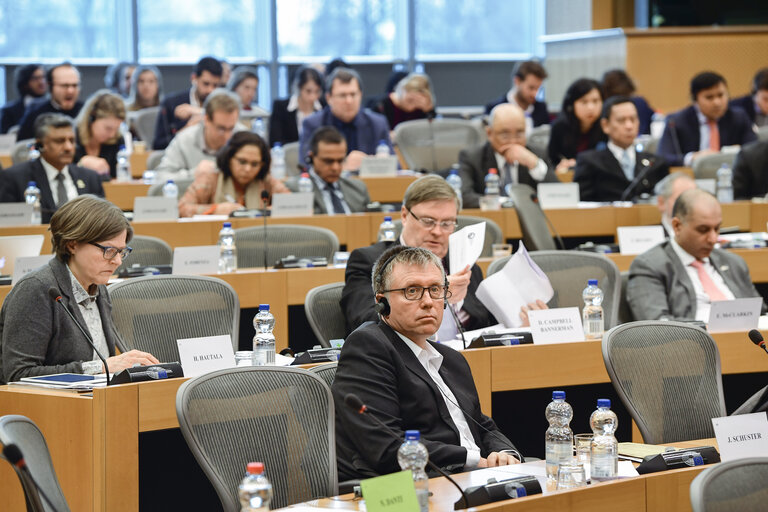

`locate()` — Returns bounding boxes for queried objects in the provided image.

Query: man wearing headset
[333,245,520,480]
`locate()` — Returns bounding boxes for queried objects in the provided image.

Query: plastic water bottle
[238,462,272,512]
[716,163,733,204]
[116,145,131,182]
[590,398,618,481]
[298,172,313,193]
[27,142,40,161]
[484,168,500,197]
[545,390,574,479]
[252,118,267,139]
[446,165,463,200]
[218,222,237,273]
[397,430,429,512]
[24,181,41,224]
[252,304,276,366]
[376,139,390,157]
[378,215,397,242]
[271,143,286,180]
[162,179,178,199]
[582,279,604,340]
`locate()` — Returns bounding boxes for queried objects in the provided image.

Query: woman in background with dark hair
[178,131,290,217]
[601,69,654,135]
[268,65,323,146]
[0,64,47,134]
[547,78,606,174]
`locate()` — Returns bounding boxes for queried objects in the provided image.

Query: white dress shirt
[683,106,717,166]
[40,158,78,205]
[68,267,109,375]
[607,141,636,181]
[395,331,482,468]
[670,238,735,322]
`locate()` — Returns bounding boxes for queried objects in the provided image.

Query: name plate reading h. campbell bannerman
[172,245,219,275]
[528,307,586,344]
[177,335,235,378]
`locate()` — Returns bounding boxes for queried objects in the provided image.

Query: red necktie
[708,120,720,151]
[690,260,727,301]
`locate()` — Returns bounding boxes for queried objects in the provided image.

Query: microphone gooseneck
[260,190,269,270]
[529,192,565,250]
[2,443,59,512]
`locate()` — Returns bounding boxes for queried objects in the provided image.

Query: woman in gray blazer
[0,195,158,383]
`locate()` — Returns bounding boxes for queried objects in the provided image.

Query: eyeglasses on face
[89,242,132,260]
[381,285,451,301]
[407,208,458,232]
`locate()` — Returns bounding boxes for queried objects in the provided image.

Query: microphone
[260,190,269,270]
[2,443,59,512]
[447,304,468,350]
[343,393,470,507]
[620,157,657,202]
[749,329,767,355]
[529,192,565,250]
[48,287,111,385]
[427,116,438,173]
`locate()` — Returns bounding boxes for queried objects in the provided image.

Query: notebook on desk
[0,234,45,277]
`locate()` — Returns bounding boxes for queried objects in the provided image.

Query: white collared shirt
[40,158,78,205]
[67,266,109,374]
[287,94,322,137]
[670,238,735,321]
[394,331,482,468]
[493,151,548,186]
[607,141,636,180]
[308,169,350,215]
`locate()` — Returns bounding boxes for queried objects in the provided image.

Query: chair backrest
[393,118,483,171]
[176,366,337,510]
[108,275,239,361]
[392,215,503,257]
[486,250,622,328]
[0,415,70,512]
[617,270,633,324]
[690,457,768,512]
[145,149,165,171]
[602,321,727,444]
[304,283,346,347]
[506,183,557,251]
[692,152,737,180]
[233,225,339,268]
[283,141,300,178]
[147,176,194,197]
[117,235,173,273]
[11,138,34,165]
[527,124,551,156]
[309,362,338,390]
[130,106,160,148]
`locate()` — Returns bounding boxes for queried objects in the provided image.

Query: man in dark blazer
[574,96,669,202]
[0,113,104,223]
[0,64,47,134]
[341,175,495,336]
[298,67,392,169]
[658,71,757,167]
[333,245,518,480]
[458,103,557,208]
[16,63,83,141]
[284,126,370,214]
[729,68,768,128]
[484,60,550,128]
[733,139,768,199]
[152,56,223,150]
[627,188,765,322]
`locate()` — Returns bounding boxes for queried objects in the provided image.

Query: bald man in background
[458,103,556,209]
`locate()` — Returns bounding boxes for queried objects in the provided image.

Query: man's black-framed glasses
[407,208,458,232]
[381,285,452,301]
[90,242,132,260]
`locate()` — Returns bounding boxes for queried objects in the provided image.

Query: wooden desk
[102,181,151,210]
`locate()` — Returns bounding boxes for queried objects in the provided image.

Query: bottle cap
[489,168,498,175]
[273,142,282,148]
[597,398,611,408]
[259,304,270,311]
[223,222,232,228]
[384,216,392,222]
[301,172,310,178]
[27,181,37,187]
[379,139,387,145]
[166,179,175,184]
[449,169,458,175]
[588,279,598,286]
[246,462,264,474]
[404,430,420,441]
[552,390,565,400]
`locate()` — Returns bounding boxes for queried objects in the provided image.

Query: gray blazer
[0,258,120,383]
[285,174,370,214]
[627,241,765,321]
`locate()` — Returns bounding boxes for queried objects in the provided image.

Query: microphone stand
[260,190,269,271]
[620,158,657,202]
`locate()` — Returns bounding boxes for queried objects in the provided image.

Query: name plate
[359,155,398,177]
[359,470,420,512]
[172,245,219,275]
[528,307,586,344]
[617,225,665,255]
[0,133,16,154]
[695,179,716,195]
[0,203,33,226]
[133,197,179,221]
[12,255,54,284]
[707,297,763,333]
[271,192,313,218]
[712,412,768,461]
[536,182,579,209]
[177,334,235,378]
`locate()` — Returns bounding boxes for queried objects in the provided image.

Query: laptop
[0,235,45,277]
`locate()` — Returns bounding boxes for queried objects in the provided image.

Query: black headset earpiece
[375,296,390,316]
[305,153,313,166]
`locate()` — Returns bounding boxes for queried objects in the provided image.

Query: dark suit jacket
[573,147,669,202]
[484,94,550,127]
[657,105,757,167]
[729,95,757,124]
[284,174,370,214]
[0,98,26,134]
[546,115,607,165]
[0,159,104,223]
[268,98,299,146]
[0,257,119,383]
[627,241,766,321]
[457,142,557,208]
[16,98,84,141]
[733,140,768,199]
[632,96,655,136]
[152,89,192,150]
[74,136,124,179]
[341,240,495,335]
[298,106,392,162]
[332,321,515,480]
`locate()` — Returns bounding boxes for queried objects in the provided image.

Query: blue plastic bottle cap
[384,216,392,221]
[28,181,36,187]
[597,398,611,408]
[404,430,420,441]
[379,139,386,145]
[552,390,565,400]
[259,304,270,311]
[588,279,598,286]
[223,222,232,228]
[167,179,174,184]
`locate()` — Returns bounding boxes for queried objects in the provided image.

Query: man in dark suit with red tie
[574,96,669,202]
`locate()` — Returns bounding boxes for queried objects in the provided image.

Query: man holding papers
[627,189,765,321]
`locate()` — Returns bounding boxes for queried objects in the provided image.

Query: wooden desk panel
[103,182,151,211]
[356,175,417,203]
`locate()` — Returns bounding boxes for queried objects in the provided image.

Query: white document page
[448,222,486,274]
